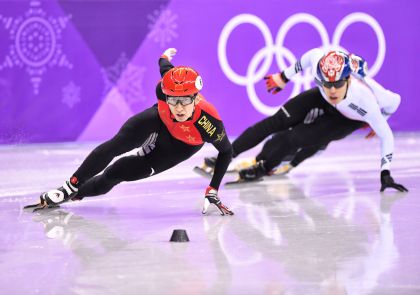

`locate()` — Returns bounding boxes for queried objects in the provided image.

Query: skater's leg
[73,106,161,184]
[38,106,163,206]
[272,145,324,175]
[232,88,326,157]
[79,127,202,198]
[257,133,324,167]
[256,130,299,164]
[262,114,365,171]
[238,114,364,180]
[289,145,326,167]
[77,155,153,197]
[199,88,326,173]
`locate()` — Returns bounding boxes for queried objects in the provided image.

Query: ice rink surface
[1,133,419,294]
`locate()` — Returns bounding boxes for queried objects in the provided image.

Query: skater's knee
[231,145,239,158]
[77,173,119,197]
[256,116,284,134]
[102,165,125,184]
[97,173,121,195]
[279,131,296,148]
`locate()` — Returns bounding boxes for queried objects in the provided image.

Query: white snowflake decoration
[2,127,33,143]
[101,52,147,111]
[117,63,147,110]
[0,0,73,95]
[62,81,81,108]
[101,52,130,96]
[147,6,178,47]
[0,78,12,102]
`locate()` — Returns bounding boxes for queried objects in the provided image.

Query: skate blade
[23,203,42,209]
[23,203,59,212]
[32,205,60,212]
[272,167,292,176]
[268,171,289,178]
[224,178,263,186]
[193,166,213,179]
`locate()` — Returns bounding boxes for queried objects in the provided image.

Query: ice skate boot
[272,163,293,176]
[24,178,79,212]
[230,157,256,172]
[225,160,268,186]
[193,156,217,178]
[239,160,268,180]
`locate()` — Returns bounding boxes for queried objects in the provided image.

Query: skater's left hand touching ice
[202,186,234,216]
[380,170,408,192]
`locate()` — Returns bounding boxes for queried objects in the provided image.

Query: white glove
[202,186,234,216]
[162,48,177,61]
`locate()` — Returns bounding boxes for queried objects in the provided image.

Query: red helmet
[161,66,203,96]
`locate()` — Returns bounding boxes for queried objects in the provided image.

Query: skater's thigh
[288,116,345,146]
[103,155,153,182]
[109,106,162,151]
[290,114,364,147]
[268,130,290,145]
[148,135,202,172]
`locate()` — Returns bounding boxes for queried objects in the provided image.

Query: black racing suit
[232,87,365,172]
[256,130,325,168]
[72,58,232,197]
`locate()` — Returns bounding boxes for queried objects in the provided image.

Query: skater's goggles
[316,78,348,89]
[166,95,196,106]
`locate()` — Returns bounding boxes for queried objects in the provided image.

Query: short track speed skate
[24,180,79,212]
[23,198,60,212]
[193,157,217,179]
[225,160,268,186]
[224,177,263,186]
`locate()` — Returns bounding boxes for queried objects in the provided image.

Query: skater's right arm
[264,48,324,94]
[156,48,177,101]
[159,48,177,77]
[283,48,324,80]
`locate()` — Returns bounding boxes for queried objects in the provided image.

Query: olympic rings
[218,13,386,115]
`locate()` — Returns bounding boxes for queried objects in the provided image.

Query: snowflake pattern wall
[62,81,81,108]
[0,0,73,95]
[147,6,178,47]
[101,52,147,112]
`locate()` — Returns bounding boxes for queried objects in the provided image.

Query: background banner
[0,0,418,143]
